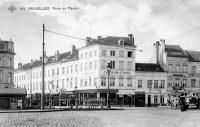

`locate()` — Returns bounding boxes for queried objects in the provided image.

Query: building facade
[155,39,200,92]
[0,39,26,109]
[14,34,137,106]
[135,63,167,107]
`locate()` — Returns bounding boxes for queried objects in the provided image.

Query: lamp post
[106,62,112,108]
[41,24,45,110]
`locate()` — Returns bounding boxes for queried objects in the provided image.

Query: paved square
[0,108,200,127]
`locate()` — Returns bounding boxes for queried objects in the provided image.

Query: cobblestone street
[0,108,200,127]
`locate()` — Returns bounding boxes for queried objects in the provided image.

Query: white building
[14,34,137,106]
[135,63,168,107]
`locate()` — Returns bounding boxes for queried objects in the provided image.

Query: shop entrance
[135,92,145,107]
[147,95,151,107]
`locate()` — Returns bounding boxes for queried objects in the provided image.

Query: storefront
[0,88,27,109]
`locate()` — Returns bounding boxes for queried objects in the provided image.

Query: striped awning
[0,88,27,97]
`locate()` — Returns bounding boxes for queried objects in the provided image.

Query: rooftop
[185,50,200,62]
[165,44,188,58]
[135,63,165,72]
[87,35,136,47]
[15,49,78,71]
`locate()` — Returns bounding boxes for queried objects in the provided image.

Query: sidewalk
[0,105,172,113]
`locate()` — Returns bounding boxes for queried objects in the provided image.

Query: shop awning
[0,88,27,97]
[117,90,135,95]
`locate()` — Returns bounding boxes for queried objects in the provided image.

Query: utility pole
[41,24,45,110]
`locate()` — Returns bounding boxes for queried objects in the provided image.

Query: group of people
[168,91,200,111]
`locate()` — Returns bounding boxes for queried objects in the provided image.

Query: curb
[0,108,123,113]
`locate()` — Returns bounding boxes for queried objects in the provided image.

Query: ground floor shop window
[154,95,158,104]
[161,96,164,104]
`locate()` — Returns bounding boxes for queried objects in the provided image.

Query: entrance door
[148,95,151,107]
[135,92,145,107]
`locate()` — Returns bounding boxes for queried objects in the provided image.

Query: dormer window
[118,39,124,45]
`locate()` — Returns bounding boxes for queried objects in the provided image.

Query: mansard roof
[88,36,136,47]
[135,63,165,72]
[165,44,188,58]
[185,50,200,62]
[15,49,78,71]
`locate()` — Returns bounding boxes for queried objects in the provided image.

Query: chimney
[97,36,102,40]
[71,45,76,54]
[18,63,22,68]
[128,34,134,45]
[154,41,160,64]
[86,37,91,46]
[55,50,59,61]
[159,39,166,69]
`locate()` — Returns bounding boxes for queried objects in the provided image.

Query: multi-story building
[135,63,167,107]
[14,34,137,106]
[154,39,200,92]
[185,50,200,90]
[0,39,26,109]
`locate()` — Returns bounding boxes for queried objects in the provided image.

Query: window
[127,61,133,70]
[75,77,78,88]
[80,80,83,87]
[110,61,115,69]
[94,61,97,69]
[62,67,65,75]
[175,79,180,87]
[154,96,158,104]
[85,63,88,71]
[89,78,92,86]
[110,50,115,56]
[89,51,92,58]
[57,80,59,88]
[75,64,78,72]
[147,80,152,88]
[154,80,158,88]
[57,68,59,75]
[119,77,123,87]
[85,52,88,59]
[67,66,69,74]
[183,65,187,72]
[110,78,115,86]
[127,78,132,87]
[119,51,124,57]
[62,79,65,88]
[94,78,97,86]
[70,78,73,88]
[176,64,180,72]
[94,50,97,57]
[85,80,87,87]
[128,51,133,57]
[89,62,92,70]
[101,77,106,86]
[81,54,84,59]
[168,64,173,72]
[138,80,142,88]
[191,79,196,88]
[119,61,124,70]
[101,60,106,69]
[161,96,164,104]
[52,69,54,76]
[80,63,83,72]
[191,66,196,74]
[36,82,38,90]
[71,65,73,73]
[160,80,165,88]
[102,50,106,56]
[183,79,187,88]
[168,78,172,88]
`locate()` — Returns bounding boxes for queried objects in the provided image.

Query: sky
[0,0,200,68]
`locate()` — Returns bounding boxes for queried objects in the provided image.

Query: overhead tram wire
[166,27,200,41]
[45,29,87,41]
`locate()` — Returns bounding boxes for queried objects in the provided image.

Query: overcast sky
[0,0,200,68]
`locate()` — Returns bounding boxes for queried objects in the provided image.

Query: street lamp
[106,62,112,108]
